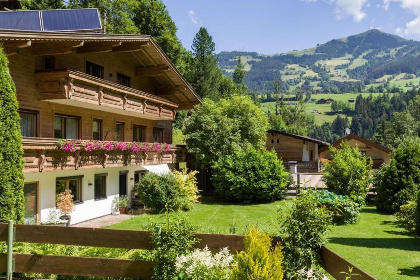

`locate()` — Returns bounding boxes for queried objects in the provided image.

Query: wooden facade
[266,130,329,173]
[1,29,200,224]
[319,134,392,169]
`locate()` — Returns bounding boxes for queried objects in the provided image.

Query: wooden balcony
[35,70,178,121]
[22,138,188,173]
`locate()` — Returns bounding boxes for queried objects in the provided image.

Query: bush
[138,171,198,212]
[212,146,291,202]
[313,190,361,224]
[0,47,24,222]
[231,227,283,280]
[151,216,198,280]
[322,141,372,201]
[395,201,416,232]
[279,191,332,279]
[376,139,420,213]
[174,246,234,280]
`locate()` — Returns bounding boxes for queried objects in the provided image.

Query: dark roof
[318,134,392,154]
[267,130,329,146]
[0,0,21,10]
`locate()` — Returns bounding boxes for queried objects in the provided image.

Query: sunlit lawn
[109,201,420,280]
[108,199,289,235]
[327,206,420,280]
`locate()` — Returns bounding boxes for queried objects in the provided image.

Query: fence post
[6,220,14,280]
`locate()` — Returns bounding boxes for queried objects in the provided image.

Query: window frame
[133,125,146,142]
[92,118,102,140]
[94,173,107,200]
[19,109,38,137]
[117,72,131,87]
[116,122,125,142]
[54,114,81,139]
[55,175,83,203]
[153,127,164,143]
[86,61,104,79]
[24,181,39,223]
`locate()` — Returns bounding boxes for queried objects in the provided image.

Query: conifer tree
[0,48,24,222]
[190,27,222,100]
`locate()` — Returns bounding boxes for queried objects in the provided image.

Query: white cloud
[385,0,420,36]
[188,10,200,25]
[333,0,369,22]
[304,0,369,22]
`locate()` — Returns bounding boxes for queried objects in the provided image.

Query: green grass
[109,201,419,279]
[327,206,420,280]
[108,199,289,235]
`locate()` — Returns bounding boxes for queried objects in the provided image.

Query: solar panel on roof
[0,8,102,32]
[0,10,41,31]
[42,9,102,32]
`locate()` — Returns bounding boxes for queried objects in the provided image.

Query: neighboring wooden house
[1,9,201,224]
[319,134,392,169]
[266,130,329,173]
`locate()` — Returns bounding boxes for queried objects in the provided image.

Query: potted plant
[112,196,120,215]
[56,189,75,226]
[118,195,129,214]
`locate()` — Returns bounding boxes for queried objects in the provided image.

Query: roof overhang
[0,30,201,110]
[318,134,392,154]
[267,129,330,147]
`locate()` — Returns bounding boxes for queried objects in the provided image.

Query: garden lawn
[327,206,420,280]
[107,199,289,235]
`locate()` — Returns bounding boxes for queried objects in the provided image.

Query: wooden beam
[78,41,122,54]
[2,40,31,49]
[33,41,84,56]
[112,41,149,52]
[136,65,170,76]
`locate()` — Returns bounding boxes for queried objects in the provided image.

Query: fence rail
[0,223,376,280]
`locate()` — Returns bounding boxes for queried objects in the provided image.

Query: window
[19,109,37,137]
[86,61,104,79]
[153,128,164,143]
[116,122,125,142]
[56,176,82,203]
[133,125,145,142]
[54,114,80,139]
[117,73,131,87]
[24,182,38,223]
[92,119,102,140]
[44,56,55,70]
[134,170,146,185]
[94,174,107,200]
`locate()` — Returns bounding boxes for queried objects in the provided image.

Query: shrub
[172,169,199,206]
[395,201,416,232]
[322,141,372,201]
[313,190,361,224]
[151,216,198,280]
[0,47,24,222]
[174,246,234,280]
[231,227,283,280]
[212,146,291,202]
[138,170,198,212]
[376,138,420,213]
[56,189,74,216]
[279,191,332,279]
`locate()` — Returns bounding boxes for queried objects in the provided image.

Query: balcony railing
[35,70,178,120]
[22,138,188,173]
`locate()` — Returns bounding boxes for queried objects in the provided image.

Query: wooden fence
[0,223,376,280]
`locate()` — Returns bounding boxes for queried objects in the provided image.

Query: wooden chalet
[266,130,329,173]
[319,134,392,169]
[1,10,201,224]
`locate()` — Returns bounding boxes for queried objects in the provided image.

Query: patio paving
[71,214,133,228]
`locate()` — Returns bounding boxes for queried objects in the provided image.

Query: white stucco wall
[24,164,175,225]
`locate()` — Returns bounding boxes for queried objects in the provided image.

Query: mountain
[219,29,420,93]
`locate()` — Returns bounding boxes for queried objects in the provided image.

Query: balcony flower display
[58,140,171,154]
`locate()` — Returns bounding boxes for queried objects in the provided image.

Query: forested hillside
[219,29,420,94]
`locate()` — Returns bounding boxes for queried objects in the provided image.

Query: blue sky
[162,0,420,55]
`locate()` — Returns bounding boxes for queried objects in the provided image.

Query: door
[119,172,127,196]
[24,182,38,224]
